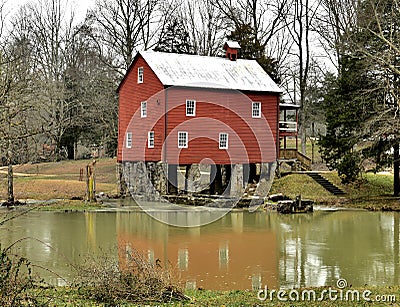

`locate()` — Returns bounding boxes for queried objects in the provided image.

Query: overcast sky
[5,0,96,24]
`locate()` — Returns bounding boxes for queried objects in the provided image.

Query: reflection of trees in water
[277,211,400,288]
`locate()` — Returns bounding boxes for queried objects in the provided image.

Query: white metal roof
[224,41,241,49]
[140,51,282,93]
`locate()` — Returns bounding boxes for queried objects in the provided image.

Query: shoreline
[2,196,400,213]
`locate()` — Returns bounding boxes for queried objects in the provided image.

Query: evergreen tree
[227,24,280,84]
[155,17,192,54]
[319,55,380,183]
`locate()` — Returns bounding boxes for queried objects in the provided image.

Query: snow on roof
[279,103,300,109]
[224,41,241,49]
[140,51,282,93]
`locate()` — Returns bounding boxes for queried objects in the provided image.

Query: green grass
[37,286,400,306]
[270,173,334,200]
[33,200,105,211]
[270,171,400,209]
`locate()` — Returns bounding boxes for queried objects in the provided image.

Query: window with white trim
[178,131,188,148]
[219,133,228,149]
[138,67,144,83]
[186,99,196,116]
[126,132,132,148]
[148,131,154,148]
[252,101,261,118]
[141,101,147,118]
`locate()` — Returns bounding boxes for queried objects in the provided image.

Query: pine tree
[155,18,192,54]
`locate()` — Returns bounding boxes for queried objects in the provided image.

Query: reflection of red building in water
[117,212,278,290]
[117,42,282,198]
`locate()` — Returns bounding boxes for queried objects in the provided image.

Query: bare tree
[13,0,81,158]
[282,0,320,154]
[0,25,42,203]
[178,0,226,56]
[350,0,400,195]
[88,0,176,74]
[213,0,290,49]
[314,0,360,71]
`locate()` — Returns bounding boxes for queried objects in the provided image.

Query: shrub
[76,246,188,305]
[337,152,362,184]
[0,244,44,306]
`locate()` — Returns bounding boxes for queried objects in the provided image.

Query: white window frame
[138,67,144,83]
[252,101,261,118]
[148,131,154,148]
[219,132,228,149]
[141,101,147,118]
[186,99,196,116]
[126,132,132,148]
[178,131,188,148]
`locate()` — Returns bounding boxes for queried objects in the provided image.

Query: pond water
[0,202,399,290]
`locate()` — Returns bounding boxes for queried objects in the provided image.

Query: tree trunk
[394,143,399,196]
[299,101,307,154]
[7,162,14,203]
[7,139,14,203]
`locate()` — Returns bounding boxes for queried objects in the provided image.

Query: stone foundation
[118,161,276,203]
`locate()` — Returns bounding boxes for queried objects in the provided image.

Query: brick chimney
[223,41,241,61]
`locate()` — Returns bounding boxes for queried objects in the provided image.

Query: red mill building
[117,42,282,201]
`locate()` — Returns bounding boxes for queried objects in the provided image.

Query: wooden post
[394,143,399,197]
[86,160,97,202]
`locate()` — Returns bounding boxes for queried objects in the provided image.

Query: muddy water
[0,203,399,290]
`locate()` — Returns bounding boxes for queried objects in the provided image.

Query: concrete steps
[307,172,345,196]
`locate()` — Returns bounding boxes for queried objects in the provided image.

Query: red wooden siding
[118,55,280,164]
[164,87,277,164]
[245,92,280,159]
[117,56,164,162]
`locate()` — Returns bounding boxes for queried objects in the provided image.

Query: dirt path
[0,166,55,177]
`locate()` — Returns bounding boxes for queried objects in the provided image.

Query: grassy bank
[0,158,117,201]
[270,171,400,210]
[34,286,400,306]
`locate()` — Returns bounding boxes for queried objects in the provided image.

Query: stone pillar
[230,164,244,197]
[131,161,148,194]
[185,164,201,193]
[116,162,127,197]
[156,161,168,195]
[255,162,276,196]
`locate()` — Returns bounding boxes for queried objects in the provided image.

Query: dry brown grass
[76,246,187,305]
[0,158,117,200]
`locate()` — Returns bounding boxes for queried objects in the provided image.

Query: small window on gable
[138,67,144,83]
[252,101,261,118]
[178,131,188,148]
[141,101,147,118]
[126,132,132,148]
[219,133,228,149]
[186,99,196,116]
[148,131,154,148]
